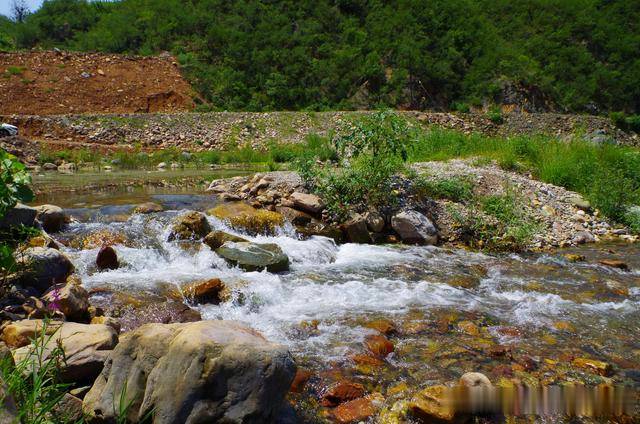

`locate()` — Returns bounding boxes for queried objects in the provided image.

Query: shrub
[486,106,504,124]
[0,150,34,218]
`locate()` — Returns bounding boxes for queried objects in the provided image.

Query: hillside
[1,0,638,113]
[0,51,194,114]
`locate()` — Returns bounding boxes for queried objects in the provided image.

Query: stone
[332,393,384,424]
[203,230,248,250]
[290,369,312,393]
[365,211,385,233]
[572,358,613,376]
[168,278,225,304]
[57,162,77,173]
[54,393,84,422]
[0,203,37,229]
[15,247,74,293]
[168,211,211,241]
[35,204,66,233]
[563,253,585,262]
[90,316,122,333]
[567,195,591,211]
[409,385,454,422]
[460,372,492,387]
[364,334,394,357]
[156,162,167,169]
[82,320,296,423]
[342,215,373,244]
[0,376,17,424]
[43,162,57,171]
[391,210,438,245]
[297,222,344,242]
[42,279,90,321]
[289,192,324,214]
[96,246,119,270]
[573,231,595,245]
[216,241,289,273]
[277,206,313,226]
[321,381,366,406]
[208,202,284,236]
[7,320,118,383]
[364,319,396,335]
[76,229,130,249]
[133,202,163,214]
[598,259,629,271]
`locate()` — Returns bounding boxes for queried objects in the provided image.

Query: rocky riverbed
[0,168,638,423]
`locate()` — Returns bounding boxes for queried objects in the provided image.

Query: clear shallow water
[40,183,640,420]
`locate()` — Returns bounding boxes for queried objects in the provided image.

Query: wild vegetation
[1,0,639,114]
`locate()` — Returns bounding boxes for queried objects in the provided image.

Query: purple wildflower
[48,284,62,312]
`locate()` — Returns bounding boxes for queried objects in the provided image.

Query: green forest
[1,0,639,113]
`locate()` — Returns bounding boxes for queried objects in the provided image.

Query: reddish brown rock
[321,381,366,407]
[364,334,394,358]
[598,259,629,271]
[168,278,225,304]
[290,369,312,394]
[332,393,384,424]
[96,246,118,270]
[365,319,396,335]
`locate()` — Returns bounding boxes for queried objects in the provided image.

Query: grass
[38,134,336,170]
[413,175,474,202]
[5,66,26,76]
[407,128,640,230]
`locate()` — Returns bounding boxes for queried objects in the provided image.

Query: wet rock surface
[216,241,290,272]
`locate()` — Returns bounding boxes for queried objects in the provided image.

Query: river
[31,169,640,422]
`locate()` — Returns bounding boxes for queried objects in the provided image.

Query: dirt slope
[0,51,195,115]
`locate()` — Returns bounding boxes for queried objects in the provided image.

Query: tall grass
[408,129,640,228]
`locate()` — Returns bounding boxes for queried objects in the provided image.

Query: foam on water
[61,208,640,360]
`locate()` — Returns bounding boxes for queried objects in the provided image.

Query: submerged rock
[15,247,74,293]
[82,320,296,423]
[321,381,366,407]
[216,241,290,272]
[6,320,118,383]
[35,204,67,233]
[391,210,438,245]
[598,259,629,271]
[203,230,248,250]
[133,202,163,214]
[333,393,384,424]
[168,211,211,241]
[96,246,119,270]
[409,385,454,422]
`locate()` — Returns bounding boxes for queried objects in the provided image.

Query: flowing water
[33,171,640,422]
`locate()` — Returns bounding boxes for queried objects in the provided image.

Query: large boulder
[342,215,373,244]
[0,203,37,229]
[35,204,67,233]
[216,241,290,273]
[167,211,211,241]
[82,320,296,423]
[15,247,74,293]
[289,192,324,215]
[203,230,248,250]
[5,320,118,383]
[42,277,90,321]
[391,210,438,245]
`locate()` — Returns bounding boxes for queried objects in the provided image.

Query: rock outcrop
[167,211,211,241]
[391,210,438,245]
[35,204,67,233]
[0,203,37,229]
[83,320,296,423]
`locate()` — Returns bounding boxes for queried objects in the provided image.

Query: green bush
[486,106,504,124]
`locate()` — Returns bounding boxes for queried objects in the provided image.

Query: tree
[11,0,30,23]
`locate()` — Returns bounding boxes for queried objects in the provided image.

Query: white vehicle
[0,123,18,137]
